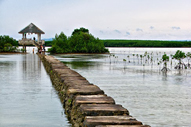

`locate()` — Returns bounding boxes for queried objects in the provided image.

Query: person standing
[43,44,45,52]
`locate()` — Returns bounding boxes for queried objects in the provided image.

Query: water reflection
[0,54,71,127]
[54,54,107,69]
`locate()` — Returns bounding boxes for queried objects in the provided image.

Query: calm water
[0,53,71,127]
[53,48,191,127]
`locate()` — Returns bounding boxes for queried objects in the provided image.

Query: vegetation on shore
[0,35,19,52]
[48,28,109,53]
[46,39,191,47]
[103,40,191,47]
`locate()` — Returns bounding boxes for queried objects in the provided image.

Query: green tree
[72,27,89,35]
[186,52,191,68]
[69,31,107,53]
[48,32,70,53]
[0,35,18,52]
[173,50,186,69]
[161,54,170,72]
[48,28,108,53]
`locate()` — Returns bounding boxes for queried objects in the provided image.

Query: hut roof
[18,23,45,34]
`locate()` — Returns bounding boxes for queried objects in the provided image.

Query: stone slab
[64,80,90,87]
[67,85,104,95]
[54,69,80,75]
[74,95,115,106]
[51,63,69,69]
[45,56,61,64]
[79,104,129,115]
[63,76,87,81]
[83,116,143,127]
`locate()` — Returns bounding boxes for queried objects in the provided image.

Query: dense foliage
[48,28,108,53]
[172,50,186,69]
[45,41,52,46]
[72,27,89,35]
[103,40,191,47]
[0,35,18,52]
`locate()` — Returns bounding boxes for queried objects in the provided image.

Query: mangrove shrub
[0,35,18,52]
[173,50,186,69]
[161,54,170,72]
[48,28,108,53]
[48,32,70,53]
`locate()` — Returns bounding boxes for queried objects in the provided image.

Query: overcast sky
[0,0,191,40]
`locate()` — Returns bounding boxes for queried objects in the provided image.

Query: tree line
[103,40,191,47]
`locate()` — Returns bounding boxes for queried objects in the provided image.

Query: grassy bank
[45,40,191,47]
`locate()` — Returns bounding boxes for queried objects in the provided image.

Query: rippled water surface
[0,53,71,127]
[53,48,191,127]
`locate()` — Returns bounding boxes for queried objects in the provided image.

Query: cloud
[171,26,180,30]
[100,30,104,34]
[114,30,121,34]
[136,28,143,32]
[150,26,154,29]
[126,32,130,36]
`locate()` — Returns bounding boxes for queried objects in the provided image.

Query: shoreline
[0,52,28,54]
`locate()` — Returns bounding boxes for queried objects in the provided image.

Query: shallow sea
[53,47,191,127]
[0,53,71,127]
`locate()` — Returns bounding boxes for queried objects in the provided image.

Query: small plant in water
[173,50,186,69]
[186,52,191,68]
[161,54,170,72]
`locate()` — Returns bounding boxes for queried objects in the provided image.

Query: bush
[48,28,108,53]
[0,35,18,52]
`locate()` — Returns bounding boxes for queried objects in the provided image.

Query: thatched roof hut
[18,23,45,46]
[19,23,45,34]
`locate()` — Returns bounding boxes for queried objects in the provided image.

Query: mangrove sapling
[142,64,145,74]
[132,54,135,63]
[140,55,143,64]
[186,52,191,68]
[158,61,162,72]
[127,55,130,63]
[109,54,112,64]
[147,54,150,64]
[123,59,127,69]
[161,54,170,72]
[144,51,148,57]
[173,50,186,69]
[136,54,139,64]
[150,56,153,68]
[114,56,118,64]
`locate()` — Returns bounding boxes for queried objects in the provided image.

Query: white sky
[0,0,191,40]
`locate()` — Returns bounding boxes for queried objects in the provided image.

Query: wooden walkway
[38,54,150,127]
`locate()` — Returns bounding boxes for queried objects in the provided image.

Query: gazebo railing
[18,38,45,46]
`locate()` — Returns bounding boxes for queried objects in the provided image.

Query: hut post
[38,33,41,43]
